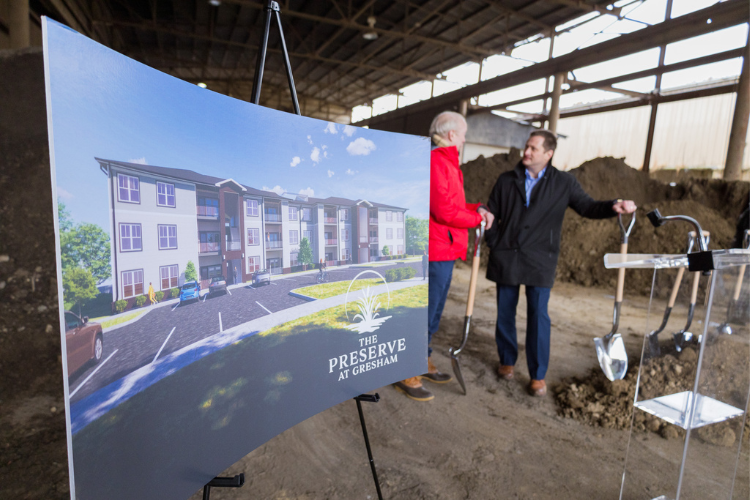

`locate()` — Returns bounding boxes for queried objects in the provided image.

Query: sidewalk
[69,278,426,434]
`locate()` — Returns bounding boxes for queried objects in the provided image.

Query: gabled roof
[215,178,247,192]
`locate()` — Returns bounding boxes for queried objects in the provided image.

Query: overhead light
[706,18,712,24]
[197,82,207,88]
[363,16,377,41]
[208,0,221,6]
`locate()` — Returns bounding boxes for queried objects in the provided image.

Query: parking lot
[68,261,423,403]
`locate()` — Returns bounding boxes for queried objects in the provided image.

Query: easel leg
[355,393,384,500]
[202,473,245,500]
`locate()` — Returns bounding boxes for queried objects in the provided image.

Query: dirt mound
[554,340,750,446]
[462,154,749,296]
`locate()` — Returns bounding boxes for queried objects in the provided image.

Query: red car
[65,311,103,375]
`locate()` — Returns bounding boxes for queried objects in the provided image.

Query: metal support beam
[9,0,30,49]
[724,32,750,181]
[548,72,563,133]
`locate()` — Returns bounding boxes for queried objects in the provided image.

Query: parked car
[180,280,201,303]
[65,311,103,376]
[208,276,228,296]
[252,269,271,286]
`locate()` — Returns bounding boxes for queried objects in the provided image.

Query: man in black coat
[485,130,636,396]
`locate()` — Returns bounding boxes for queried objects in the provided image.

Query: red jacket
[429,146,482,261]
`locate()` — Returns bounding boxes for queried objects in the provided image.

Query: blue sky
[44,19,430,231]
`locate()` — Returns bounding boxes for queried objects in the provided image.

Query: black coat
[485,162,616,288]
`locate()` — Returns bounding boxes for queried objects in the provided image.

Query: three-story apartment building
[97,158,408,303]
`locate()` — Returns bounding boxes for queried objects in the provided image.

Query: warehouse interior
[1,0,749,498]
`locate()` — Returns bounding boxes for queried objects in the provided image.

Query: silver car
[252,269,271,286]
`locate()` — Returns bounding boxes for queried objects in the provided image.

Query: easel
[202,2,383,499]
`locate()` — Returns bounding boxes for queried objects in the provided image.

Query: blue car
[179,280,201,303]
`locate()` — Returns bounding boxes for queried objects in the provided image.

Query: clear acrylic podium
[604,249,750,500]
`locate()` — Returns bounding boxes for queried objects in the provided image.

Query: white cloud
[346,137,376,156]
[345,169,357,175]
[290,156,301,167]
[128,157,147,164]
[299,187,315,197]
[343,125,356,137]
[323,122,337,134]
[327,170,335,178]
[57,186,74,200]
[307,135,313,145]
[323,151,329,159]
[262,185,286,196]
[322,145,328,150]
[311,147,321,163]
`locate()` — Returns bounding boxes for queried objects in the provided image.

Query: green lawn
[92,310,147,330]
[292,278,383,299]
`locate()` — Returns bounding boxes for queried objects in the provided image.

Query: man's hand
[613,199,637,214]
[477,207,494,229]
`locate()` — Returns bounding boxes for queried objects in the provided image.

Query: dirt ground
[2,47,749,499]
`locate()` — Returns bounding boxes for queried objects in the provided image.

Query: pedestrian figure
[147,282,156,305]
[421,249,428,280]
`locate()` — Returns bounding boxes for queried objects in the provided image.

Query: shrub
[155,291,165,302]
[395,268,404,280]
[114,300,127,313]
[135,295,147,307]
[385,269,397,282]
[171,287,180,299]
[403,267,416,279]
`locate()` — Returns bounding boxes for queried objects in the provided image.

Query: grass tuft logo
[344,271,392,334]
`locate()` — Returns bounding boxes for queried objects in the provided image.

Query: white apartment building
[97,158,407,303]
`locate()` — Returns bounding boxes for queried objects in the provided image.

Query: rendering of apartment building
[97,158,408,302]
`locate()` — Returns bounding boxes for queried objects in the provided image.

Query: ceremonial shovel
[450,220,485,395]
[718,229,750,336]
[647,265,685,357]
[673,231,709,352]
[595,213,635,382]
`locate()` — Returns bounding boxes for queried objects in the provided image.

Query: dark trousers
[495,284,551,380]
[427,260,454,357]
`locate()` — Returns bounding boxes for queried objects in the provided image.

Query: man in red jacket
[394,111,493,401]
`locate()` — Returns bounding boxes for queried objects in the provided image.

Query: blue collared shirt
[524,166,547,207]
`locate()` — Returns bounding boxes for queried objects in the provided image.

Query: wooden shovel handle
[466,247,481,317]
[615,243,627,303]
[668,266,686,308]
[734,265,746,301]
[689,270,701,304]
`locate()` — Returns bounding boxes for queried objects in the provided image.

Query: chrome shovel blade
[449,348,466,395]
[594,334,628,381]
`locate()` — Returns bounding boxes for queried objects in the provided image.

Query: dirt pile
[462,154,749,296]
[554,339,750,446]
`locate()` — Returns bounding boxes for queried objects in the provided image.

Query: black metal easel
[202,2,383,498]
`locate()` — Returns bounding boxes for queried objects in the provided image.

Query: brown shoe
[394,377,434,401]
[497,364,514,380]
[528,379,547,397]
[421,357,452,384]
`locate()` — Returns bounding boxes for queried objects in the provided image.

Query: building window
[397,245,404,255]
[119,223,142,252]
[122,269,143,298]
[157,182,175,207]
[370,247,378,257]
[396,212,403,222]
[386,228,393,239]
[397,228,404,239]
[290,252,299,266]
[247,228,260,245]
[289,230,299,244]
[303,230,313,243]
[117,173,140,203]
[200,265,223,280]
[160,265,179,290]
[386,211,393,221]
[289,206,298,221]
[341,229,349,240]
[301,208,312,221]
[246,199,259,217]
[340,209,349,221]
[247,256,261,273]
[158,225,177,249]
[342,248,350,260]
[199,232,220,253]
[198,197,219,217]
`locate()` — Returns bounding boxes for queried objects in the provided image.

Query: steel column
[548,72,563,133]
[724,32,750,181]
[9,0,30,49]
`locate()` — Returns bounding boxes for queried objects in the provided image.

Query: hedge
[171,287,180,298]
[135,295,147,307]
[155,291,165,302]
[114,300,127,313]
[384,267,415,282]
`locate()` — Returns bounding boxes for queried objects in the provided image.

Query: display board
[42,18,430,499]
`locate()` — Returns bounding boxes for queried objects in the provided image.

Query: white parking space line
[152,327,176,364]
[256,301,272,314]
[219,312,223,332]
[69,349,119,399]
[226,288,232,295]
[172,302,180,311]
[203,294,207,302]
[271,282,277,286]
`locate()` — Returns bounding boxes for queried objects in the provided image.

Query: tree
[185,261,198,282]
[405,216,428,255]
[58,200,74,232]
[60,223,111,284]
[298,237,314,266]
[382,245,390,256]
[63,267,99,317]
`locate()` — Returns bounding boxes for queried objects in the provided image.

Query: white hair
[429,111,466,139]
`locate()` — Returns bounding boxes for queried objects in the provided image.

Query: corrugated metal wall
[554,93,750,174]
